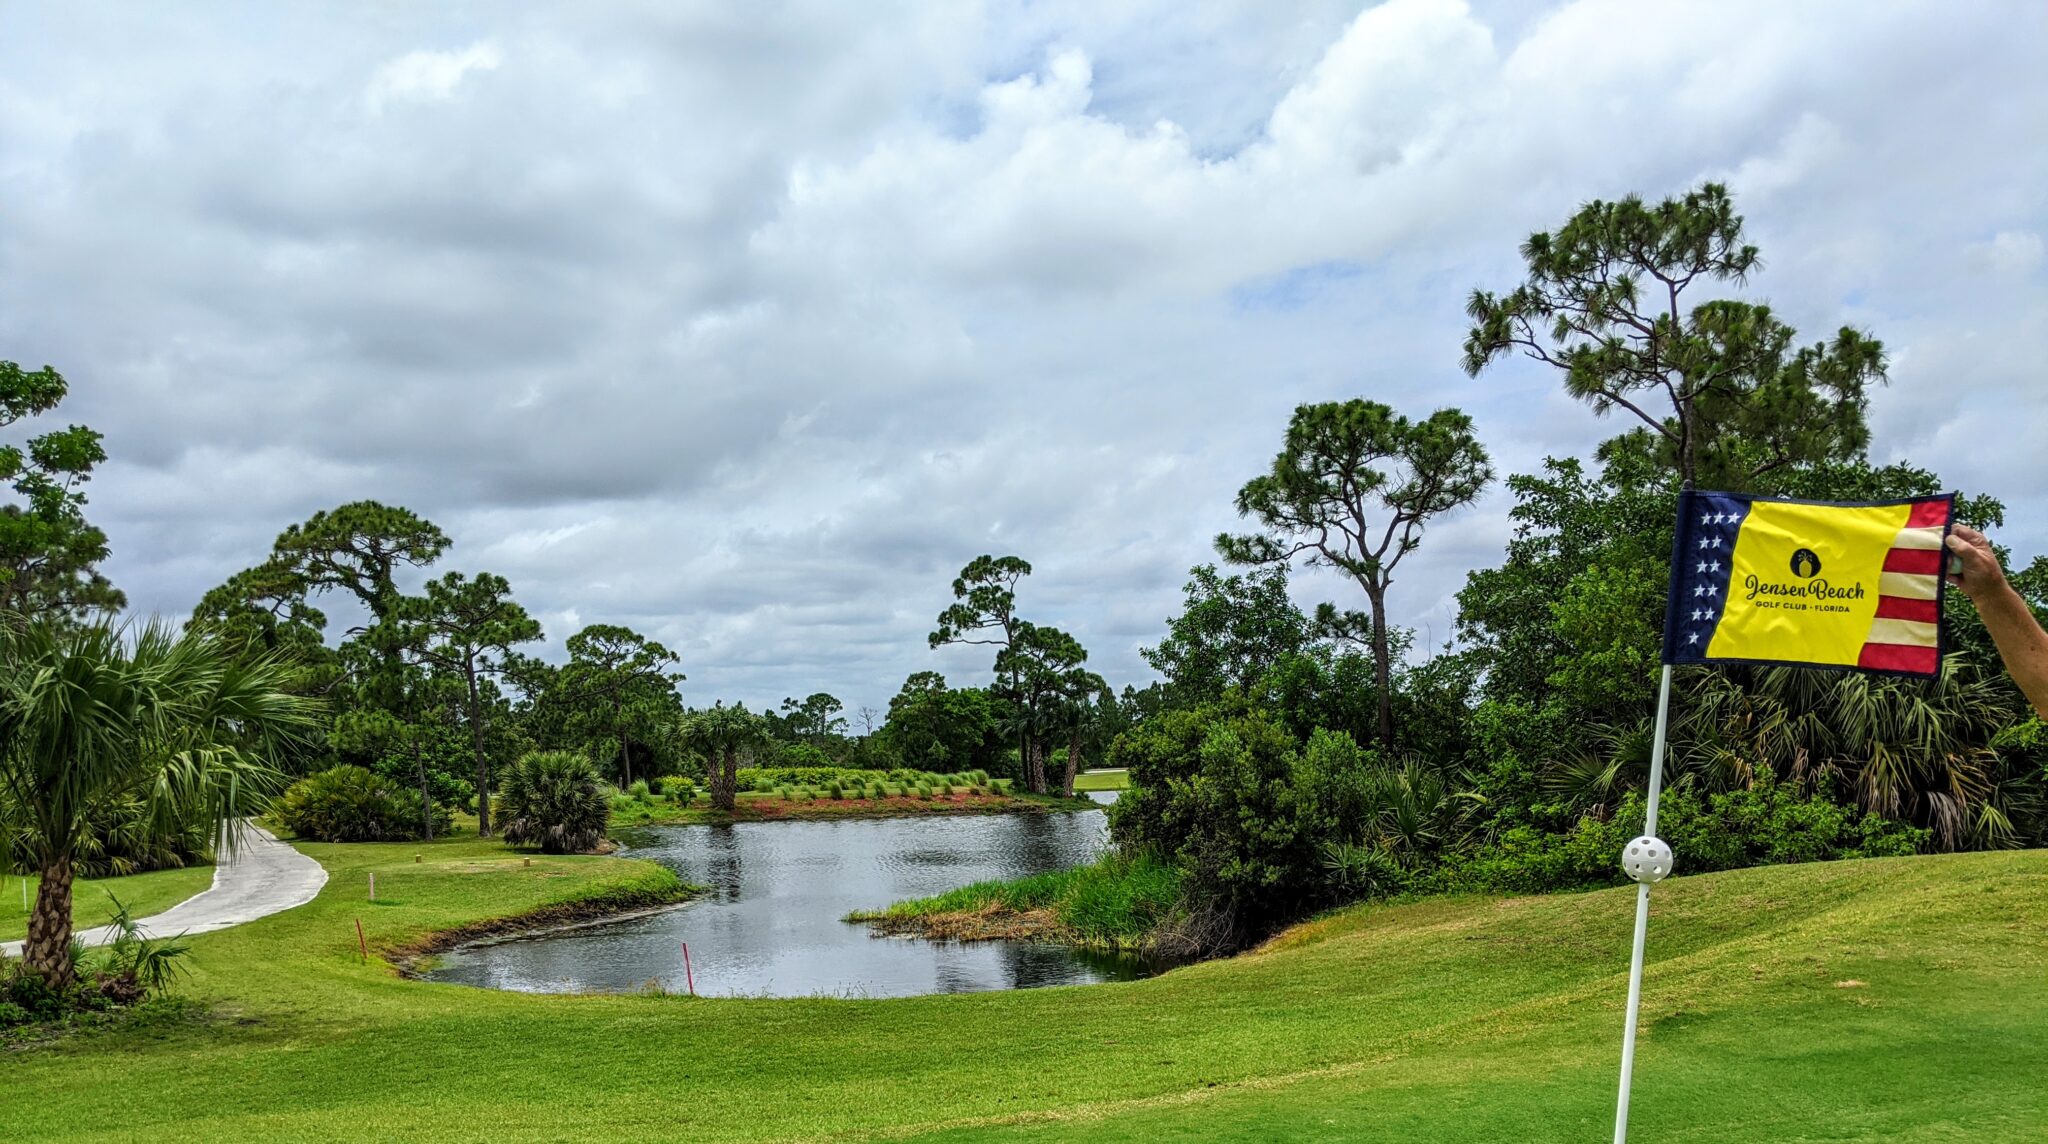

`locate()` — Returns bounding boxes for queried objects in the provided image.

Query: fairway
[1072,769,1130,792]
[3,835,2042,1142]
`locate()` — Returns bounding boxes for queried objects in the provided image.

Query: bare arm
[1947,524,2048,719]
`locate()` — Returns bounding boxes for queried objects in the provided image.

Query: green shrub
[645,776,665,796]
[277,765,447,843]
[1107,703,1379,935]
[497,751,610,854]
[628,780,652,803]
[1415,775,1930,898]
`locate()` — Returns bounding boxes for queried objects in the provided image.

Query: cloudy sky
[2,0,2043,715]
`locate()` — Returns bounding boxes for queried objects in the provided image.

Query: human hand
[1945,524,2009,603]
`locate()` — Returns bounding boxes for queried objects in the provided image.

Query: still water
[425,801,1149,998]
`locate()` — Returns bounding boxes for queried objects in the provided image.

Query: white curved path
[3,823,327,956]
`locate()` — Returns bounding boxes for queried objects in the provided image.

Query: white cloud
[1,0,2043,714]
[366,41,503,112]
[1969,230,2045,277]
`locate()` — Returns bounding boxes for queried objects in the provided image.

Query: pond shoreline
[388,873,699,977]
[851,903,1082,946]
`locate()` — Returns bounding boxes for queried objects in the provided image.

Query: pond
[424,803,1153,999]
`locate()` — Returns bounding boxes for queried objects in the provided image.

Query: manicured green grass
[0,864,216,942]
[1073,769,1131,792]
[2,834,2043,1142]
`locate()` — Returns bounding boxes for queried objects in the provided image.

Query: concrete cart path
[3,823,327,956]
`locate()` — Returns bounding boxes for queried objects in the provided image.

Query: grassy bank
[849,851,1182,949]
[1,831,2043,1141]
[609,788,1098,827]
[0,864,215,942]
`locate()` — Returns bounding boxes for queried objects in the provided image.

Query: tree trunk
[615,698,631,789]
[467,662,491,838]
[413,739,435,842]
[23,852,77,988]
[711,745,738,811]
[1061,727,1083,799]
[1369,588,1393,754]
[1027,735,1047,794]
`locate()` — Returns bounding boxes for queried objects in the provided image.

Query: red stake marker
[681,942,696,996]
[355,918,368,963]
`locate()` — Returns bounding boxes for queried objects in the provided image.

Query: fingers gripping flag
[1663,490,1956,677]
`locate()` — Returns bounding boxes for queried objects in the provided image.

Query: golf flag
[1662,490,1956,677]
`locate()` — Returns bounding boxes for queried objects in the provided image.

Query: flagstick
[1614,663,1674,1144]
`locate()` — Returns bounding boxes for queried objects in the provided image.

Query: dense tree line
[1107,183,2048,948]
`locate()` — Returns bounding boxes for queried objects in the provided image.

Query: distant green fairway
[1073,769,1130,792]
[4,832,2042,1142]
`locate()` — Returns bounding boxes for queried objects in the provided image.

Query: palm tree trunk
[711,745,738,811]
[1027,735,1047,794]
[23,852,76,988]
[1061,727,1083,798]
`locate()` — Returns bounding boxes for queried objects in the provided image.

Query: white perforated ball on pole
[1621,836,1673,884]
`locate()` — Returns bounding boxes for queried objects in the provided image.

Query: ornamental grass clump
[496,751,609,855]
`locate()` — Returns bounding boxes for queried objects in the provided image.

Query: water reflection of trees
[698,824,745,903]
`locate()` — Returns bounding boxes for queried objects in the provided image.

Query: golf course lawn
[0,864,216,943]
[3,833,2043,1142]
[1072,769,1130,792]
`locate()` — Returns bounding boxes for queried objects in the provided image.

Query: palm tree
[0,617,319,986]
[1677,657,2021,850]
[1551,656,2029,850]
[1051,673,1108,799]
[680,703,769,812]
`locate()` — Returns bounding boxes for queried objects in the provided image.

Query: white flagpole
[1614,662,1675,1144]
